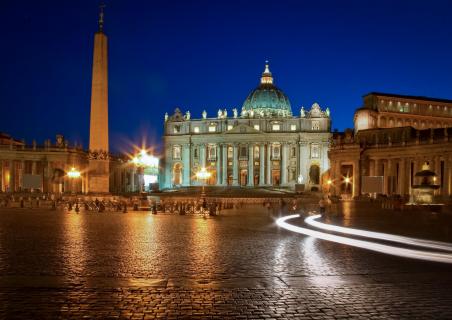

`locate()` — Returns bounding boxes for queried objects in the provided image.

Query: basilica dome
[242,63,292,117]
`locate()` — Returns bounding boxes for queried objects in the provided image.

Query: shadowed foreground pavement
[1,205,452,319]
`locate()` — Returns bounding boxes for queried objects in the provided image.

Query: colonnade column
[131,167,136,192]
[0,160,3,192]
[183,144,191,186]
[399,159,406,195]
[447,156,452,196]
[352,159,360,198]
[281,143,288,185]
[259,144,265,186]
[216,144,221,185]
[247,144,254,186]
[374,158,380,176]
[20,160,24,191]
[222,144,227,185]
[10,160,16,192]
[232,144,239,186]
[334,160,341,196]
[266,143,272,185]
[434,156,441,194]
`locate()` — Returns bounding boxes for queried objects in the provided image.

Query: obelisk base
[88,159,110,193]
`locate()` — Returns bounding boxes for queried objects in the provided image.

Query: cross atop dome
[261,60,273,85]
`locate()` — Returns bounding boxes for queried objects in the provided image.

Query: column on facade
[183,144,191,186]
[222,144,227,185]
[266,143,272,185]
[281,143,288,185]
[321,142,329,179]
[259,143,265,186]
[232,144,239,186]
[247,144,254,186]
[299,142,308,185]
[200,144,206,168]
[216,144,221,185]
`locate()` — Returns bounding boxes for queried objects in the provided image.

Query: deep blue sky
[1,0,452,153]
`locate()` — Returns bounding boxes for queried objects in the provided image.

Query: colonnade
[0,159,87,193]
[331,155,452,197]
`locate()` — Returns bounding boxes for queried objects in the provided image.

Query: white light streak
[305,215,452,252]
[276,214,452,264]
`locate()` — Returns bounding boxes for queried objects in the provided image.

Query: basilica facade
[162,64,331,190]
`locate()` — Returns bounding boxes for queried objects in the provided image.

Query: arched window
[309,164,320,185]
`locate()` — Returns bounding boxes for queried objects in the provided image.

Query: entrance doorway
[173,163,182,186]
[272,169,280,186]
[240,169,247,186]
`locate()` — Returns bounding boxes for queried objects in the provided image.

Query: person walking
[319,198,326,215]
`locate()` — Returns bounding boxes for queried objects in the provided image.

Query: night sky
[1,0,452,154]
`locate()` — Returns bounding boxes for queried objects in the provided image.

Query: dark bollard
[52,201,56,210]
[123,203,128,213]
[20,199,24,208]
[133,203,138,211]
[75,203,80,213]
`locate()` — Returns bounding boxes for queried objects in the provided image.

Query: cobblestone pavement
[1,205,452,319]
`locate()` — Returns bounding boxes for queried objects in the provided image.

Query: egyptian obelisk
[88,4,109,193]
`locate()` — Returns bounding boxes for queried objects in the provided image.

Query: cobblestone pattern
[1,206,452,319]
[2,283,452,319]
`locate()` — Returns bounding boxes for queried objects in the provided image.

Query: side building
[329,92,452,198]
[162,63,331,190]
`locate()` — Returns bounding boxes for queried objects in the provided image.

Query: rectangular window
[254,146,260,159]
[253,124,260,131]
[208,145,216,159]
[290,124,296,131]
[208,126,216,132]
[227,125,233,131]
[227,146,233,158]
[240,146,247,158]
[272,145,280,159]
[290,147,296,157]
[172,146,181,160]
[272,124,280,131]
[312,120,320,131]
[194,126,200,133]
[310,143,319,158]
[173,125,181,134]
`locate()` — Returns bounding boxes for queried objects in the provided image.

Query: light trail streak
[305,214,452,252]
[276,214,452,264]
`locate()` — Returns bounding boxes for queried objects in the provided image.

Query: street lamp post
[131,149,159,194]
[67,167,81,194]
[196,167,211,200]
